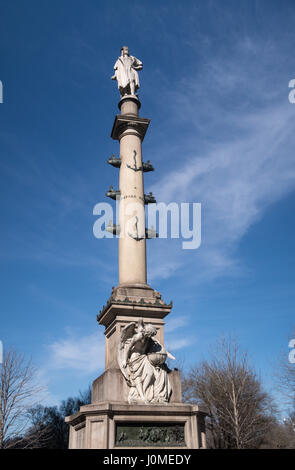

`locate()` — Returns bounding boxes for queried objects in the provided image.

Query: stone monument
[65,46,207,449]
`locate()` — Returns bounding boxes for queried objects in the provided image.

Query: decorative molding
[111,115,150,141]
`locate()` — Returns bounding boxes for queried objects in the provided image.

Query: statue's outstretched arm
[111,62,118,80]
[152,338,176,360]
[166,350,176,360]
[133,57,143,70]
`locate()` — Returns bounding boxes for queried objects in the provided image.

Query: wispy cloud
[165,315,194,353]
[148,260,183,282]
[165,315,189,333]
[46,331,105,374]
[147,36,295,284]
[166,336,194,352]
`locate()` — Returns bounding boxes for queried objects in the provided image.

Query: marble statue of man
[111,46,143,97]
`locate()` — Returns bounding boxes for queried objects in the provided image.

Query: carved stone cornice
[111,115,150,141]
[97,284,173,329]
[97,298,173,328]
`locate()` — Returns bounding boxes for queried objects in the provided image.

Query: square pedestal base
[65,402,206,449]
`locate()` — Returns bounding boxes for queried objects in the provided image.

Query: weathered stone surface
[97,285,172,371]
[169,369,182,403]
[91,368,129,403]
[65,402,207,449]
[91,368,182,405]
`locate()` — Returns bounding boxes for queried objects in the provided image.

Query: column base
[66,402,207,449]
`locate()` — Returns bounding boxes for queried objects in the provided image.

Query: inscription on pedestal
[115,422,185,447]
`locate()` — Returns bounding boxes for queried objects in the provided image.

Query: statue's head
[121,46,129,56]
[145,324,157,338]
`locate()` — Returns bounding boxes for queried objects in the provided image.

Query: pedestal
[66,402,207,449]
[65,286,207,449]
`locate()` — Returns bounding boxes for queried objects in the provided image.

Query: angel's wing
[119,322,136,348]
[118,323,136,386]
[117,344,131,384]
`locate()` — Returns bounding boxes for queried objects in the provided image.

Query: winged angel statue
[118,319,175,404]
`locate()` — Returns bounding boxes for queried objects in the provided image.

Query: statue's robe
[113,55,142,94]
[128,351,154,403]
[126,348,172,404]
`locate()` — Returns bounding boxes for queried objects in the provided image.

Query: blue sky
[0,0,295,408]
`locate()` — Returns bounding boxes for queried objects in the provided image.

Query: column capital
[111,115,150,141]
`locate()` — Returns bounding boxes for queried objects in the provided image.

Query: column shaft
[111,96,150,287]
[118,128,147,285]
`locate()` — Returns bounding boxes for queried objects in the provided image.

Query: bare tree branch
[182,336,275,448]
[0,348,45,448]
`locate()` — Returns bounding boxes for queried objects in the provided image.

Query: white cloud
[165,315,189,333]
[147,37,295,284]
[46,331,105,374]
[166,336,194,352]
[148,260,182,281]
[165,316,193,354]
